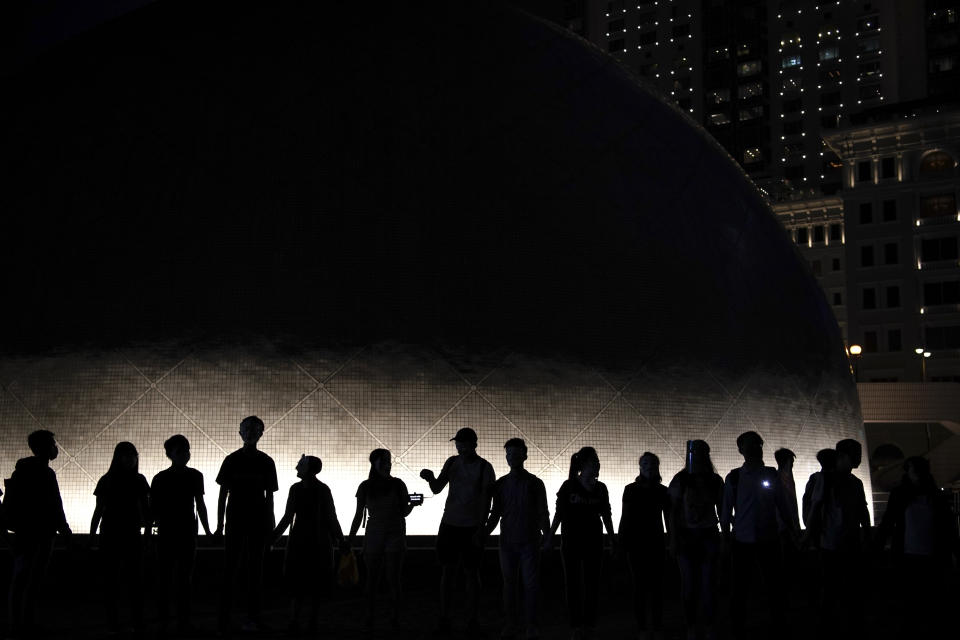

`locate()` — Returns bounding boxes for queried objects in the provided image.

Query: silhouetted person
[774,448,801,549]
[274,454,346,634]
[150,434,211,636]
[668,440,723,640]
[801,448,838,539]
[215,416,278,634]
[545,446,615,640]
[619,452,670,639]
[5,430,72,637]
[477,438,549,640]
[90,441,150,634]
[875,456,959,636]
[720,431,797,638]
[420,427,495,633]
[349,449,419,630]
[816,439,871,638]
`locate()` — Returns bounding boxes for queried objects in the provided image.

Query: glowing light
[849,345,862,356]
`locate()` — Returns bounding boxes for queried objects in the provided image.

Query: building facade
[824,107,960,382]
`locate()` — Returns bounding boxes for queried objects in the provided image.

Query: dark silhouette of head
[816,448,838,472]
[774,448,796,472]
[27,429,58,461]
[239,416,265,446]
[504,437,527,470]
[451,427,478,457]
[108,441,139,475]
[368,448,392,480]
[903,456,936,492]
[569,446,600,481]
[639,451,661,482]
[835,439,862,471]
[736,431,764,464]
[164,434,191,465]
[297,454,322,479]
[687,439,714,475]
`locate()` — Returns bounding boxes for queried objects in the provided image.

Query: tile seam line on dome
[317,386,417,479]
[2,384,88,477]
[701,367,755,445]
[270,348,368,435]
[472,389,553,472]
[548,386,621,468]
[122,354,229,457]
[393,348,510,461]
[618,394,682,463]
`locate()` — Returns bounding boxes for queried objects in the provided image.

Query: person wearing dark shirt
[545,446,615,640]
[619,452,670,638]
[349,449,420,630]
[274,454,346,634]
[667,440,723,640]
[5,430,72,637]
[478,438,549,640]
[90,441,150,634]
[151,434,211,635]
[817,439,871,638]
[215,415,278,634]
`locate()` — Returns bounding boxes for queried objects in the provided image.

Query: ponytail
[568,446,599,480]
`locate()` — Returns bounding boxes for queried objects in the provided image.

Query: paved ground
[0,538,955,639]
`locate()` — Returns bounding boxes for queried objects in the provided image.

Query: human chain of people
[2,418,957,639]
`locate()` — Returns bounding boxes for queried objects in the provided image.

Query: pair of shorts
[436,522,483,568]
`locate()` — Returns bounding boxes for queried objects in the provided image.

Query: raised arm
[420,457,453,494]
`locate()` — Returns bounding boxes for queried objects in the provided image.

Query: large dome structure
[0,2,866,532]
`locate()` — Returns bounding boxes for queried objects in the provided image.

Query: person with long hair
[667,440,723,640]
[350,448,421,629]
[545,446,615,640]
[619,451,670,639]
[876,456,959,636]
[90,441,150,633]
[273,454,346,634]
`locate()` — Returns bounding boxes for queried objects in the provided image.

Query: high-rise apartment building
[585,0,927,201]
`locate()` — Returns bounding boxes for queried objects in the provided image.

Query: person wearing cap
[420,427,496,633]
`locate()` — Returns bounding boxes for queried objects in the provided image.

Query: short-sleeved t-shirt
[492,469,549,547]
[439,455,496,527]
[151,466,205,536]
[94,472,150,536]
[555,478,611,549]
[216,448,278,533]
[357,477,409,530]
[668,471,724,531]
[620,479,669,549]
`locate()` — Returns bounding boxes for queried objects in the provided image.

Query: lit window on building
[739,105,763,121]
[708,112,731,126]
[858,61,881,77]
[782,76,802,92]
[857,37,880,55]
[707,88,730,104]
[819,46,839,62]
[919,193,957,219]
[929,55,958,73]
[928,8,959,26]
[709,47,730,62]
[737,60,761,76]
[820,68,842,83]
[781,55,802,69]
[919,151,957,174]
[742,147,762,164]
[737,43,753,57]
[738,82,763,99]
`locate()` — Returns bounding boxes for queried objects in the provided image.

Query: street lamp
[915,347,932,381]
[848,344,862,381]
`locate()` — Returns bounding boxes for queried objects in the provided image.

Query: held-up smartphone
[408,493,424,506]
[686,440,694,473]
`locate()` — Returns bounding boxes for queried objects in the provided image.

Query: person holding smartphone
[349,449,420,629]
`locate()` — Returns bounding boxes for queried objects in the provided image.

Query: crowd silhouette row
[2,417,957,639]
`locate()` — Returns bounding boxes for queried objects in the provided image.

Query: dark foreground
[0,537,954,640]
